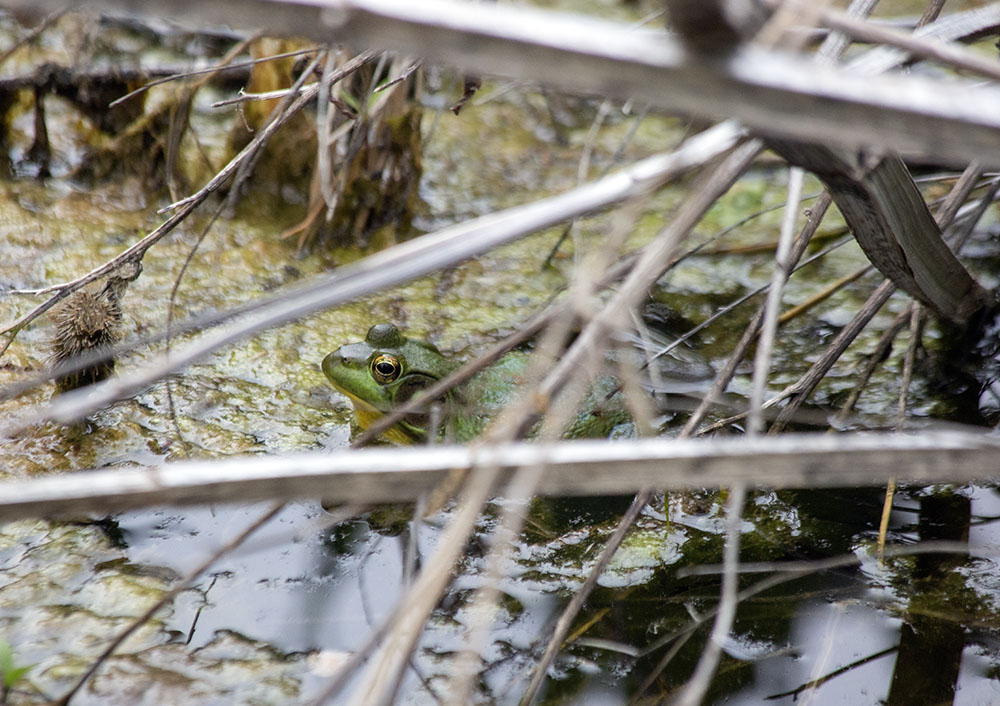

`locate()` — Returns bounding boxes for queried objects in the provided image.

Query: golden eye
[371,354,402,384]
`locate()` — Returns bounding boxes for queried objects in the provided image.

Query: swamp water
[2,8,1000,705]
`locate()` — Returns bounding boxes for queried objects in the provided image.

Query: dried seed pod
[50,289,121,391]
[49,260,141,392]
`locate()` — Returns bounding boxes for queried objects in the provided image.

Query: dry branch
[0,431,997,521]
[5,0,1000,166]
[775,0,1000,83]
[765,146,988,323]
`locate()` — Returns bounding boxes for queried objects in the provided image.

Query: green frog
[322,323,524,443]
[323,320,714,444]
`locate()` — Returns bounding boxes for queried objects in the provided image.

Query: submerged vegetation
[0,0,1000,704]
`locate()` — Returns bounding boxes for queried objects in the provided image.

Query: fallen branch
[0,432,995,521]
[4,0,1000,165]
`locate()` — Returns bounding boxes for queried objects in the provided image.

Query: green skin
[323,323,640,444]
[322,323,459,444]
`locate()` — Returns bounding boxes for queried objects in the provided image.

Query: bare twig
[832,309,909,425]
[749,167,804,435]
[110,45,321,107]
[627,629,696,704]
[947,177,1000,252]
[937,163,984,228]
[677,539,980,578]
[766,279,899,434]
[348,464,501,706]
[916,0,946,28]
[518,489,653,706]
[896,307,925,431]
[772,0,1000,84]
[165,33,262,200]
[316,48,339,212]
[672,484,746,706]
[0,8,67,68]
[768,645,898,701]
[373,59,422,93]
[223,50,328,214]
[777,264,873,326]
[681,192,835,435]
[211,84,313,107]
[877,304,924,561]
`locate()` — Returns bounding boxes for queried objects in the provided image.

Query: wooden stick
[0,431,996,521]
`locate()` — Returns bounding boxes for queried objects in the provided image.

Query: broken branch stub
[766,144,988,325]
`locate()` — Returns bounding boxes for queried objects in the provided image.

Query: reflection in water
[889,616,962,706]
[743,603,899,704]
[887,492,970,706]
[120,503,411,653]
[108,487,1000,705]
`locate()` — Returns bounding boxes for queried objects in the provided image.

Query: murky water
[99,487,1000,705]
[1,4,1000,705]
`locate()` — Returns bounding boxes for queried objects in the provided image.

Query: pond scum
[2,0,1000,704]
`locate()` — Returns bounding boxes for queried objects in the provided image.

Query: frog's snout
[321,349,344,377]
[325,349,345,364]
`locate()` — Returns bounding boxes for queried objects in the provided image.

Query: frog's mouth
[336,388,422,445]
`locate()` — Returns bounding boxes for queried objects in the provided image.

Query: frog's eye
[371,354,402,384]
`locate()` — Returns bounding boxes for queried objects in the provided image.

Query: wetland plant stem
[749,167,804,435]
[777,264,873,326]
[109,45,318,107]
[518,488,654,706]
[682,191,834,435]
[519,135,760,706]
[769,279,898,433]
[879,305,925,561]
[672,483,747,706]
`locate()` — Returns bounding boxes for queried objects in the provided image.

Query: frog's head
[322,323,456,444]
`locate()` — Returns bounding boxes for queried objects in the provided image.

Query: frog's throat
[337,388,422,445]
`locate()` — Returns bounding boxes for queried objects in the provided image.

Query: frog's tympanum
[323,321,714,444]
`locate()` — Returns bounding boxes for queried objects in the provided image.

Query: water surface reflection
[115,486,1000,704]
